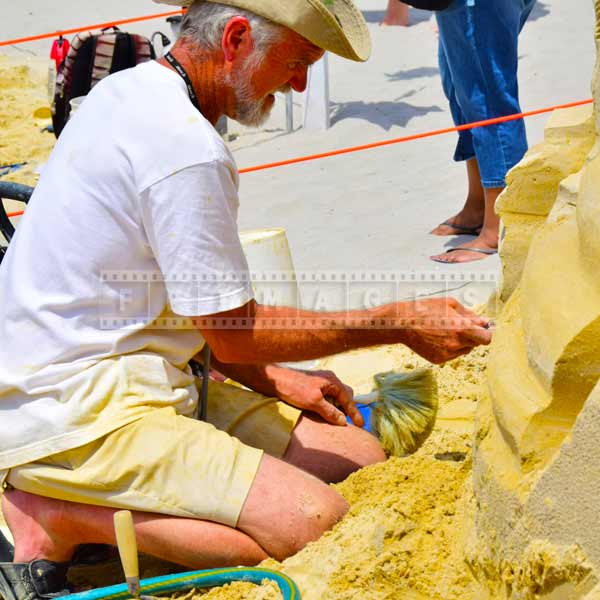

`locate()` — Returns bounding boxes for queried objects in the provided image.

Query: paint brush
[349,368,439,457]
[113,510,159,600]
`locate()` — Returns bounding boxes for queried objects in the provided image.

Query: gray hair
[181,1,286,53]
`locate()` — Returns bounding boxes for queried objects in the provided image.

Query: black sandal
[0,530,113,567]
[0,561,70,600]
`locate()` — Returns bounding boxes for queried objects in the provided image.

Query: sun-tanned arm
[197,296,492,367]
[206,355,364,426]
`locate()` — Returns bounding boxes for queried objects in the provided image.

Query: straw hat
[153,0,371,62]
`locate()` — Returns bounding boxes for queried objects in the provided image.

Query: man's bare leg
[381,0,409,26]
[2,453,347,567]
[283,413,386,483]
[430,158,485,236]
[2,489,267,567]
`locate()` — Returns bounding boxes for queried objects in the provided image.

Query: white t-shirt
[0,61,253,470]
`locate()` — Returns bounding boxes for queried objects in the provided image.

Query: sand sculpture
[467,2,600,596]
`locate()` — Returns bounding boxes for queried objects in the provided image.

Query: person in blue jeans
[430,0,536,263]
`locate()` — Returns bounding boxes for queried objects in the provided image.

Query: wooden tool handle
[114,510,140,596]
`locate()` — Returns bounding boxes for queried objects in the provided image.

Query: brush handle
[347,402,376,433]
[353,391,379,405]
[114,510,141,597]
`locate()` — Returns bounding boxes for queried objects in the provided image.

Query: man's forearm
[202,301,406,364]
[208,356,282,397]
[199,297,491,367]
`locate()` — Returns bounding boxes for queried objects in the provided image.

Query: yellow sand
[57,345,487,600]
[180,87,600,600]
[175,581,282,600]
[0,54,55,188]
[163,346,489,600]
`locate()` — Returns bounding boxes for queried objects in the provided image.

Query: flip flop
[0,560,70,600]
[431,246,498,263]
[435,220,483,236]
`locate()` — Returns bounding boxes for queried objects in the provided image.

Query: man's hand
[270,367,364,428]
[399,297,492,364]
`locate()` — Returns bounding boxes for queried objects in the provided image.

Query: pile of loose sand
[186,345,489,600]
[0,54,55,187]
[63,345,488,600]
[176,581,282,600]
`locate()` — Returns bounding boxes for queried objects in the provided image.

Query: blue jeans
[436,0,536,188]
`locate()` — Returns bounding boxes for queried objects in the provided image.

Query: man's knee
[237,454,349,561]
[349,426,387,468]
[275,485,348,561]
[325,426,386,483]
[285,414,387,483]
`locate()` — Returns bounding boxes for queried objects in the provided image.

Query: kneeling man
[0,1,491,597]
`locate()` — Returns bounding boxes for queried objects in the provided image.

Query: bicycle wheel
[0,182,34,262]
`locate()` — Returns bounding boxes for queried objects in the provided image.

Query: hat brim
[153,0,371,62]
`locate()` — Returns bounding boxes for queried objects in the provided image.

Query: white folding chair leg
[303,53,330,131]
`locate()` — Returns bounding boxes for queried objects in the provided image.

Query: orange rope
[238,98,594,174]
[0,9,185,47]
[3,97,594,221]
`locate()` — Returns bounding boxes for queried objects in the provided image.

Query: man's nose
[289,66,308,93]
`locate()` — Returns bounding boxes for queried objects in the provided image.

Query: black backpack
[51,27,155,137]
[403,0,453,10]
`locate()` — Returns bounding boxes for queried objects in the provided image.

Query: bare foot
[2,489,76,563]
[430,235,498,264]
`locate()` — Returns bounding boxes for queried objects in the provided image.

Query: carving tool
[113,510,159,600]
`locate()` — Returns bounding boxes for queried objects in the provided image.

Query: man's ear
[222,16,253,62]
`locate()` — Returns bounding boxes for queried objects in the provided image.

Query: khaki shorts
[5,380,301,528]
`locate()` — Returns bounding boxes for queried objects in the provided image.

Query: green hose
[62,567,299,600]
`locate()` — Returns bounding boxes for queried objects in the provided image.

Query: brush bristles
[370,368,438,457]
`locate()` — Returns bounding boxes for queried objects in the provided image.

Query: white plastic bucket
[240,228,300,308]
[240,228,319,371]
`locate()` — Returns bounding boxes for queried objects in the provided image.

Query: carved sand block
[468,5,600,597]
[480,116,599,485]
[496,105,594,303]
[517,152,600,459]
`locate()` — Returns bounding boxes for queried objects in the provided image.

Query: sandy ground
[0,0,594,309]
